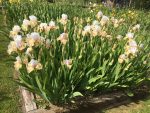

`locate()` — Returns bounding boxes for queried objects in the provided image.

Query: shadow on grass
[0,91,11,102]
[65,87,150,113]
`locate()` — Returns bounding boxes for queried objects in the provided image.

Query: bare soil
[32,87,150,113]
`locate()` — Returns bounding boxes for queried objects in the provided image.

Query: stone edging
[20,87,37,113]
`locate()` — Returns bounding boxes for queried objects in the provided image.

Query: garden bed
[21,85,150,113]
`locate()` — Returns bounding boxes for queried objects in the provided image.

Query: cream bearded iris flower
[14,56,22,71]
[132,24,140,31]
[128,40,137,47]
[60,14,68,25]
[27,59,42,73]
[125,39,138,56]
[126,32,134,39]
[118,54,127,64]
[46,39,51,49]
[7,35,26,54]
[82,25,91,36]
[127,47,138,55]
[57,33,68,45]
[92,20,100,26]
[14,35,26,50]
[112,18,119,28]
[96,11,103,19]
[125,46,138,55]
[10,25,21,38]
[63,59,72,69]
[116,35,123,40]
[91,22,101,37]
[48,21,57,30]
[22,19,30,31]
[7,41,17,54]
[39,23,47,29]
[25,47,33,56]
[100,16,109,26]
[119,34,138,63]
[29,15,38,27]
[111,17,124,28]
[26,32,41,47]
[12,25,21,33]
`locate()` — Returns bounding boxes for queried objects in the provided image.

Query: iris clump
[7,10,150,105]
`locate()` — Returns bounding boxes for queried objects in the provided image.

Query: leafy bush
[133,0,150,9]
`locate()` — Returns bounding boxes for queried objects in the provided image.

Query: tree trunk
[129,0,132,7]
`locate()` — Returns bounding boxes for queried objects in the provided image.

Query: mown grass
[104,95,150,113]
[0,12,21,113]
[133,98,150,113]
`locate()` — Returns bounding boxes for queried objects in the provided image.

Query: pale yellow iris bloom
[118,54,127,64]
[27,59,42,73]
[14,56,22,71]
[63,59,72,69]
[26,32,41,47]
[60,14,68,25]
[57,33,68,45]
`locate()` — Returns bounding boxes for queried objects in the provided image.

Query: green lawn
[0,13,21,113]
[105,96,150,113]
